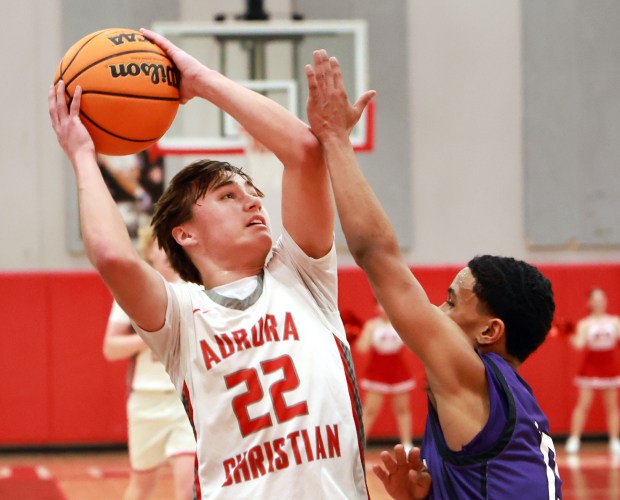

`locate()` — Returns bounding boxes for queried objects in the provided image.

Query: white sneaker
[610,439,620,455]
[565,436,580,454]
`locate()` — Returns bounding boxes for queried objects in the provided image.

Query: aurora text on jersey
[198,312,301,370]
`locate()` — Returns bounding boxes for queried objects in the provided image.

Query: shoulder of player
[427,344,487,400]
[166,280,209,311]
[171,280,204,293]
[266,242,319,281]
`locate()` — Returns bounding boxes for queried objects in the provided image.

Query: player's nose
[244,192,263,211]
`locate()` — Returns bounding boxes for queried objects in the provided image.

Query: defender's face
[190,174,272,265]
[439,267,491,344]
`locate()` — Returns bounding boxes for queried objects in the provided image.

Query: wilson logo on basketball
[108,63,180,88]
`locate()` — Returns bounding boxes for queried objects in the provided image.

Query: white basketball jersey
[136,231,368,499]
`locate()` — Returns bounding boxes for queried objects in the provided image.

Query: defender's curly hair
[468,255,555,362]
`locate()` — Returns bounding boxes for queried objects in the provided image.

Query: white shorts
[127,390,196,471]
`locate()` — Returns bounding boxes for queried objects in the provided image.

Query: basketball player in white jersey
[48,28,375,498]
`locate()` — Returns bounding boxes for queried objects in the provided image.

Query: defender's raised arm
[305,49,488,450]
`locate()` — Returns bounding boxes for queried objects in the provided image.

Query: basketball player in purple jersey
[305,50,562,499]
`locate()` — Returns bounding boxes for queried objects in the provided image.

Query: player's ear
[172,225,197,248]
[477,318,505,345]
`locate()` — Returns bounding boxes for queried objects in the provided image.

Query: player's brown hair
[151,159,263,285]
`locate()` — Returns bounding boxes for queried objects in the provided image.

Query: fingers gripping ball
[54,28,180,155]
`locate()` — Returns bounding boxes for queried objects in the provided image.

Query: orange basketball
[54,28,181,156]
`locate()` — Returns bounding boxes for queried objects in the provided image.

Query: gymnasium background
[3,0,620,447]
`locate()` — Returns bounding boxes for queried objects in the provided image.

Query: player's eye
[445,298,455,308]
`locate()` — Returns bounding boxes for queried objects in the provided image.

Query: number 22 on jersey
[225,354,309,437]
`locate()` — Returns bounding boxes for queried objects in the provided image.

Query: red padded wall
[47,273,127,444]
[0,263,617,446]
[0,272,127,447]
[0,274,51,445]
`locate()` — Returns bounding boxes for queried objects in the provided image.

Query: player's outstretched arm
[141,28,336,256]
[373,445,431,500]
[140,28,318,168]
[48,82,167,332]
[141,30,375,257]
[305,50,487,446]
[304,50,474,365]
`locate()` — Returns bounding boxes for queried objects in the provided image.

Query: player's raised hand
[373,444,432,500]
[48,82,95,163]
[140,28,207,104]
[305,49,375,141]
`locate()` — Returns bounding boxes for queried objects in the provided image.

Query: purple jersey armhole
[427,355,517,465]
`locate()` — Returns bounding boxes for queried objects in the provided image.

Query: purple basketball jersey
[422,352,562,499]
